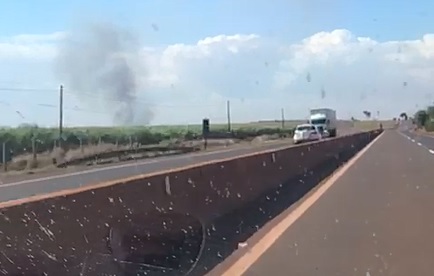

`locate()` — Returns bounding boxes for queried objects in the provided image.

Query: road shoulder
[219,130,434,276]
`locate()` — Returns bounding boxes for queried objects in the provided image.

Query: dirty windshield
[296,125,313,132]
[0,1,433,275]
[310,118,327,125]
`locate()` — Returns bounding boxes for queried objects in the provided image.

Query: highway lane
[242,130,434,276]
[0,126,365,203]
[399,122,434,154]
[0,140,301,203]
[401,133,434,154]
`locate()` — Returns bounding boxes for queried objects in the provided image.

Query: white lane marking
[398,132,413,141]
[398,131,434,156]
[415,133,434,139]
[0,143,294,188]
[220,131,385,276]
[398,132,416,142]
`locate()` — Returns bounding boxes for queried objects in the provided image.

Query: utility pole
[226,100,231,132]
[2,141,7,172]
[31,137,37,162]
[281,108,285,129]
[59,85,64,148]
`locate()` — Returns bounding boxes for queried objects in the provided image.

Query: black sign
[202,118,210,137]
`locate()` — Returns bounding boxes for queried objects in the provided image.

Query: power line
[62,90,224,107]
[38,103,227,116]
[0,87,57,92]
[0,87,224,107]
[36,100,223,109]
[38,103,110,115]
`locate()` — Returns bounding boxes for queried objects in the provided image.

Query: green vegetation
[0,119,387,172]
[0,122,297,157]
[414,106,434,132]
[0,119,386,162]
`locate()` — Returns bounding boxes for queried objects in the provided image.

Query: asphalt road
[399,123,434,154]
[244,130,434,276]
[0,125,366,204]
[0,140,299,203]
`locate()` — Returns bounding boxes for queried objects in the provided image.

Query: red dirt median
[0,130,381,275]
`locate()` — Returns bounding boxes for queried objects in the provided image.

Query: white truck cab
[293,123,322,144]
[308,108,338,137]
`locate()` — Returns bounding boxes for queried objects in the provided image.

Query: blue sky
[1,0,434,126]
[2,0,433,42]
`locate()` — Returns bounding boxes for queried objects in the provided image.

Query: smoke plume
[55,22,153,125]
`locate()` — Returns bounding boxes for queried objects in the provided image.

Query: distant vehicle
[308,108,338,137]
[293,123,322,144]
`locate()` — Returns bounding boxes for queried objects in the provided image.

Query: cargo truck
[308,108,338,137]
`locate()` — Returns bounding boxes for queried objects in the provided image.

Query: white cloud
[1,29,434,126]
[6,32,66,44]
[0,32,64,60]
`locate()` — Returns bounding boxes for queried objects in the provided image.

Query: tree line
[414,106,434,132]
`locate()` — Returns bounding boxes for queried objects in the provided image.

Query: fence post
[2,142,7,172]
[32,137,37,162]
